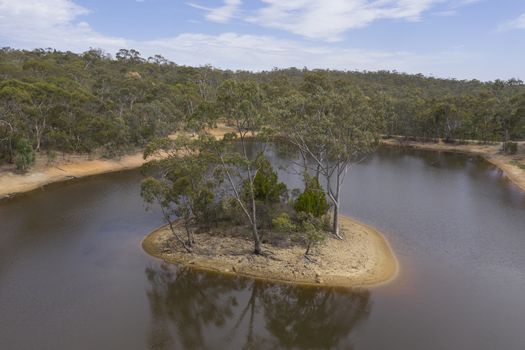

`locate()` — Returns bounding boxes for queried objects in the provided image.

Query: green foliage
[13,138,34,171]
[271,211,327,255]
[507,141,518,154]
[294,176,330,218]
[140,177,170,207]
[252,155,288,203]
[272,213,296,233]
[1,48,524,172]
[296,212,326,255]
[238,154,288,230]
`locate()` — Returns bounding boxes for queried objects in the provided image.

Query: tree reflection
[258,284,370,349]
[145,264,247,349]
[145,264,371,350]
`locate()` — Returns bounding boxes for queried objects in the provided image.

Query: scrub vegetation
[1,47,524,171]
[1,47,523,261]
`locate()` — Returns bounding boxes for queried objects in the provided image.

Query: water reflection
[145,264,371,349]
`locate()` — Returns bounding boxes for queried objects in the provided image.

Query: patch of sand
[142,216,399,288]
[0,125,237,200]
[382,138,525,193]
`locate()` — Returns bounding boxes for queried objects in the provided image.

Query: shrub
[242,154,288,229]
[296,213,326,256]
[13,138,35,171]
[251,155,288,203]
[272,213,296,233]
[506,142,518,155]
[294,176,330,218]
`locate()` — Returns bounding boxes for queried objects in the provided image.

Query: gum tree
[141,135,218,252]
[280,74,382,238]
[204,79,272,254]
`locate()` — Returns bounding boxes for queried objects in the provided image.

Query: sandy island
[383,138,525,193]
[142,216,398,288]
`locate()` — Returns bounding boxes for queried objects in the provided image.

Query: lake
[1,146,525,349]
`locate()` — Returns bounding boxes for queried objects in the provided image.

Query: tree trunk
[331,170,343,239]
[332,201,340,238]
[252,221,262,255]
[315,163,321,180]
[35,124,41,152]
[305,241,311,256]
[165,213,192,253]
[503,124,509,152]
[249,180,262,255]
[184,221,193,247]
[242,133,262,255]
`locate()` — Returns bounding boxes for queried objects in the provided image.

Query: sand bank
[142,216,398,289]
[382,138,525,193]
[0,125,235,200]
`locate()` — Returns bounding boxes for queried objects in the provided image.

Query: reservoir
[1,147,524,349]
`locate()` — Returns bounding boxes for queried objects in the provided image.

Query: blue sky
[0,0,524,80]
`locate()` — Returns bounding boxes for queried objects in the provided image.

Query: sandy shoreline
[142,216,399,289]
[382,138,525,193]
[2,132,524,200]
[0,126,234,200]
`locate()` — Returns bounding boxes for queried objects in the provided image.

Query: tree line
[1,47,524,171]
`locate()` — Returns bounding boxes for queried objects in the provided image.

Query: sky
[0,0,524,81]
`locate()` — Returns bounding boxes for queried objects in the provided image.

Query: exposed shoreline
[142,216,399,289]
[0,126,234,200]
[382,138,525,193]
[2,133,524,200]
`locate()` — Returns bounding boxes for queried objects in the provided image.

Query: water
[1,147,524,349]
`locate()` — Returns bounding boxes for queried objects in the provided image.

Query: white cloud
[0,0,496,80]
[143,32,470,76]
[0,0,88,25]
[187,0,241,23]
[433,0,483,16]
[247,0,446,41]
[500,13,525,30]
[1,0,440,72]
[188,0,482,41]
[435,10,458,16]
[0,0,126,49]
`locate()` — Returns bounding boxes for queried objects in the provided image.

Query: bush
[294,176,330,218]
[241,154,288,229]
[13,138,35,171]
[251,154,288,203]
[296,213,326,256]
[506,142,518,155]
[221,197,246,226]
[272,213,296,233]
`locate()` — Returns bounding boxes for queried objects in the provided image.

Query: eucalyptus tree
[491,80,522,152]
[280,74,382,238]
[0,118,14,162]
[0,79,67,152]
[203,79,271,254]
[141,135,219,252]
[13,138,34,171]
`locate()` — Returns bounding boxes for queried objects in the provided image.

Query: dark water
[1,147,525,350]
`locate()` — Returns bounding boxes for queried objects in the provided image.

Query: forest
[1,47,524,171]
